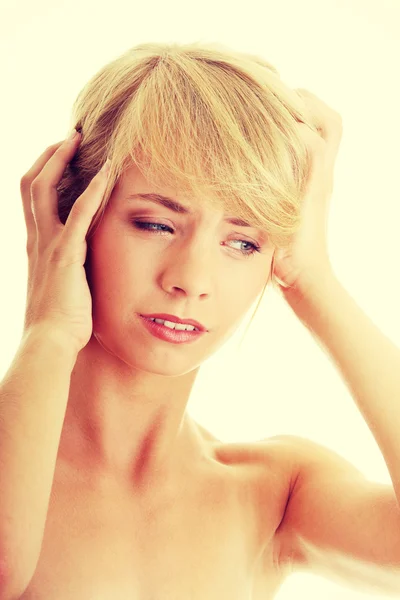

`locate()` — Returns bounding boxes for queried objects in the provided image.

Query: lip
[139,315,206,345]
[140,313,207,332]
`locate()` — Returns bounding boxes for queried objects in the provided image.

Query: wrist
[21,325,80,366]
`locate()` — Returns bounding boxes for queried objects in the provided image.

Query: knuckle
[30,177,44,195]
[26,237,36,253]
[50,243,66,263]
[69,201,85,218]
[20,175,33,193]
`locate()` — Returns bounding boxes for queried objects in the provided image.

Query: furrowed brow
[126,193,252,227]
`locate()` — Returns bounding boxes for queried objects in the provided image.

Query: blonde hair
[56,41,320,335]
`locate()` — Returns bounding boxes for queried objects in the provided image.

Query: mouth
[139,314,207,344]
[140,313,207,332]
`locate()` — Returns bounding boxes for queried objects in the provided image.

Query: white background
[0,0,399,598]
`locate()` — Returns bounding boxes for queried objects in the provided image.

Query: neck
[58,334,208,489]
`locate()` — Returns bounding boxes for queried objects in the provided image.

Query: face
[85,164,274,375]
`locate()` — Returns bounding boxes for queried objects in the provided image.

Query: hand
[20,131,110,353]
[272,89,343,292]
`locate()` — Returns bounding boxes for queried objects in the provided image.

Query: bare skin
[18,428,293,599]
[16,114,400,597]
[53,157,274,488]
[17,135,286,598]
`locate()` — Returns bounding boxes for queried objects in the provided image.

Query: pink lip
[139,315,206,344]
[140,313,207,332]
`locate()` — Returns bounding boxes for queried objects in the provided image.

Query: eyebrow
[126,193,252,227]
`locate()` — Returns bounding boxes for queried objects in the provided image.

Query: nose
[159,237,215,299]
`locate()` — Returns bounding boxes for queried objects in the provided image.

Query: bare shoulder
[216,432,361,473]
[256,433,367,477]
[196,425,300,541]
[197,423,302,475]
[195,423,349,504]
[196,421,295,479]
[196,422,299,481]
[196,427,395,586]
[198,428,361,535]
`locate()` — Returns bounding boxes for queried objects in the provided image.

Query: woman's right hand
[19,130,110,354]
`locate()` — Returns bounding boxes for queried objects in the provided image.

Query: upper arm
[271,435,400,595]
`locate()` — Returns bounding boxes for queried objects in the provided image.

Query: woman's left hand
[272,89,343,292]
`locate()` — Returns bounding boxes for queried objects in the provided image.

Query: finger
[29,132,81,247]
[295,88,343,149]
[60,160,110,261]
[302,125,333,189]
[20,140,65,250]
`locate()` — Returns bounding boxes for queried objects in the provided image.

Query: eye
[227,239,261,257]
[131,220,262,258]
[133,221,172,234]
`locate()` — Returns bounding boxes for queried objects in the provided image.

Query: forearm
[0,326,77,594]
[282,271,400,503]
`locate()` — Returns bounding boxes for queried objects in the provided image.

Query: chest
[19,457,286,599]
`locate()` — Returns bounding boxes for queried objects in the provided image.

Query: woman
[1,41,400,598]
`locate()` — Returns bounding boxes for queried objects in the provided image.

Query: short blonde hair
[57,41,320,327]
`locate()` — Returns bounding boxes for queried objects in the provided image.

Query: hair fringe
[56,40,319,333]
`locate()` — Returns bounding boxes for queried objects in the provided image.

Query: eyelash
[131,221,261,258]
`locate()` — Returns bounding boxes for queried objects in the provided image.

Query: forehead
[116,163,193,205]
[114,162,222,217]
[118,166,260,231]
[113,163,269,235]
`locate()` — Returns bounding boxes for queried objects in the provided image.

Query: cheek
[92,240,151,297]
[227,270,269,320]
